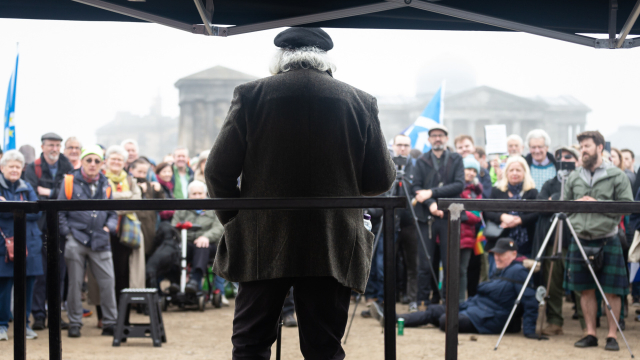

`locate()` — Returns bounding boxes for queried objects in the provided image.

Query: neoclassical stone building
[174,66,258,156]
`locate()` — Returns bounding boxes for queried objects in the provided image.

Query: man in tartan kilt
[563,131,633,352]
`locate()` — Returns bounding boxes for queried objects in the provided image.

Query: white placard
[484,124,508,155]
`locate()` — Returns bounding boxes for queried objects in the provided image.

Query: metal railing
[10,197,638,360]
[7,197,406,360]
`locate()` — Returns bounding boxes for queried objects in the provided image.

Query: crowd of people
[0,132,230,340]
[0,126,638,353]
[362,126,639,353]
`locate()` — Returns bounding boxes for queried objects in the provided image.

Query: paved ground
[2,298,639,359]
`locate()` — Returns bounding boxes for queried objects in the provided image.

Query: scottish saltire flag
[402,84,445,153]
[3,50,18,151]
[630,263,640,284]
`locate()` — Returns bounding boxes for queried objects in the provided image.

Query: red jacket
[460,182,483,249]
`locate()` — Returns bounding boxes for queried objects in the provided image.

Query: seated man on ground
[377,238,540,339]
[170,180,224,293]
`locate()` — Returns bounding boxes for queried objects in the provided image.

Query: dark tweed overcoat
[205,69,395,293]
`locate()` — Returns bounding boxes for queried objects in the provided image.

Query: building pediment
[175,65,259,88]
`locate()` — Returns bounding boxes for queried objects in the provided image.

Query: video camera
[392,156,408,179]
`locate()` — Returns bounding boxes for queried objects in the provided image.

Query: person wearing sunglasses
[57,145,118,338]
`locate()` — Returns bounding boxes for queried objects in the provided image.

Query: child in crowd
[459,155,484,302]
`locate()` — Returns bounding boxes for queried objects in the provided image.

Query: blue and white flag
[630,262,640,284]
[403,84,445,153]
[4,49,18,151]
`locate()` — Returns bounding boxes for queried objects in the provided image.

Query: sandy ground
[2,299,639,359]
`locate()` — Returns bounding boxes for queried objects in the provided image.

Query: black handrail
[9,197,406,360]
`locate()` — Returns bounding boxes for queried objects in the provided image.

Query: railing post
[46,210,62,360]
[445,204,464,360]
[383,205,396,360]
[13,210,27,360]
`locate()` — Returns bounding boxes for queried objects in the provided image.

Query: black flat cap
[490,237,518,253]
[41,132,63,142]
[274,27,333,51]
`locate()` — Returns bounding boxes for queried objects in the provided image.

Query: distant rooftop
[175,65,258,87]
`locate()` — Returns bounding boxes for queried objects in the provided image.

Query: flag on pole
[402,83,445,153]
[4,48,18,151]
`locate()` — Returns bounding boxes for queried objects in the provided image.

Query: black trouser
[111,234,132,304]
[32,236,66,321]
[232,277,350,360]
[467,252,481,298]
[417,218,448,302]
[398,304,477,333]
[396,224,418,303]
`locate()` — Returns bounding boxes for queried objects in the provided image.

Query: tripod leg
[495,216,560,350]
[343,294,361,344]
[399,180,443,301]
[276,312,283,360]
[540,221,561,334]
[564,220,635,358]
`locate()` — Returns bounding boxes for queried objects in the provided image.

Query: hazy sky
[1,18,639,151]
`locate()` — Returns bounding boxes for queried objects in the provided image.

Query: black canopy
[1,0,639,48]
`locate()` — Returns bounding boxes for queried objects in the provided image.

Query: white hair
[105,145,128,161]
[506,134,523,146]
[65,136,82,148]
[269,46,336,76]
[525,129,551,148]
[0,149,25,168]
[188,180,207,194]
[121,139,139,152]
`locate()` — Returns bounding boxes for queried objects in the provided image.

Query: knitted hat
[463,155,480,173]
[80,145,104,160]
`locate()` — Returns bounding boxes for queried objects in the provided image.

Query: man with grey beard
[23,132,74,330]
[412,125,464,304]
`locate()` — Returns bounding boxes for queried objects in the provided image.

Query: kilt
[564,236,629,296]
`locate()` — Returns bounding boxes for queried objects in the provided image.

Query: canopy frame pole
[616,0,640,48]
[193,0,214,36]
[386,0,597,47]
[609,0,618,48]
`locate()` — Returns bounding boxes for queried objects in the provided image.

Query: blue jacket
[460,261,538,335]
[57,169,118,252]
[0,175,43,277]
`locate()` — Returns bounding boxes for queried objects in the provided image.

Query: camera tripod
[343,166,442,344]
[494,172,634,357]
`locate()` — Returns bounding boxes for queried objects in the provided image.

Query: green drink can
[397,318,405,336]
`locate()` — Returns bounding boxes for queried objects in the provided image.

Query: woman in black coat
[484,156,539,259]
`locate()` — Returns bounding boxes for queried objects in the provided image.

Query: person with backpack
[23,132,74,331]
[58,145,118,338]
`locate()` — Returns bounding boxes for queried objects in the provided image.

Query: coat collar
[0,174,29,192]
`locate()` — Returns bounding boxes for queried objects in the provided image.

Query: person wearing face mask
[0,150,42,341]
[23,132,74,331]
[129,158,164,258]
[485,156,539,265]
[412,124,465,304]
[533,146,579,337]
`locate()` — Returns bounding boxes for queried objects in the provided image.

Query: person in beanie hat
[388,236,540,338]
[457,155,483,302]
[58,145,119,338]
[206,27,394,359]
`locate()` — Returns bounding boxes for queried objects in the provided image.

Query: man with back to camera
[205,28,395,360]
[412,124,464,304]
[564,131,633,352]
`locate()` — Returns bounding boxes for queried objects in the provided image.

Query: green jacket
[171,209,224,244]
[564,161,633,240]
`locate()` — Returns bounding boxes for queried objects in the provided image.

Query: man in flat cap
[24,132,74,330]
[206,27,395,359]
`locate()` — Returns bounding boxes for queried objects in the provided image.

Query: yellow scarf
[105,170,136,221]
